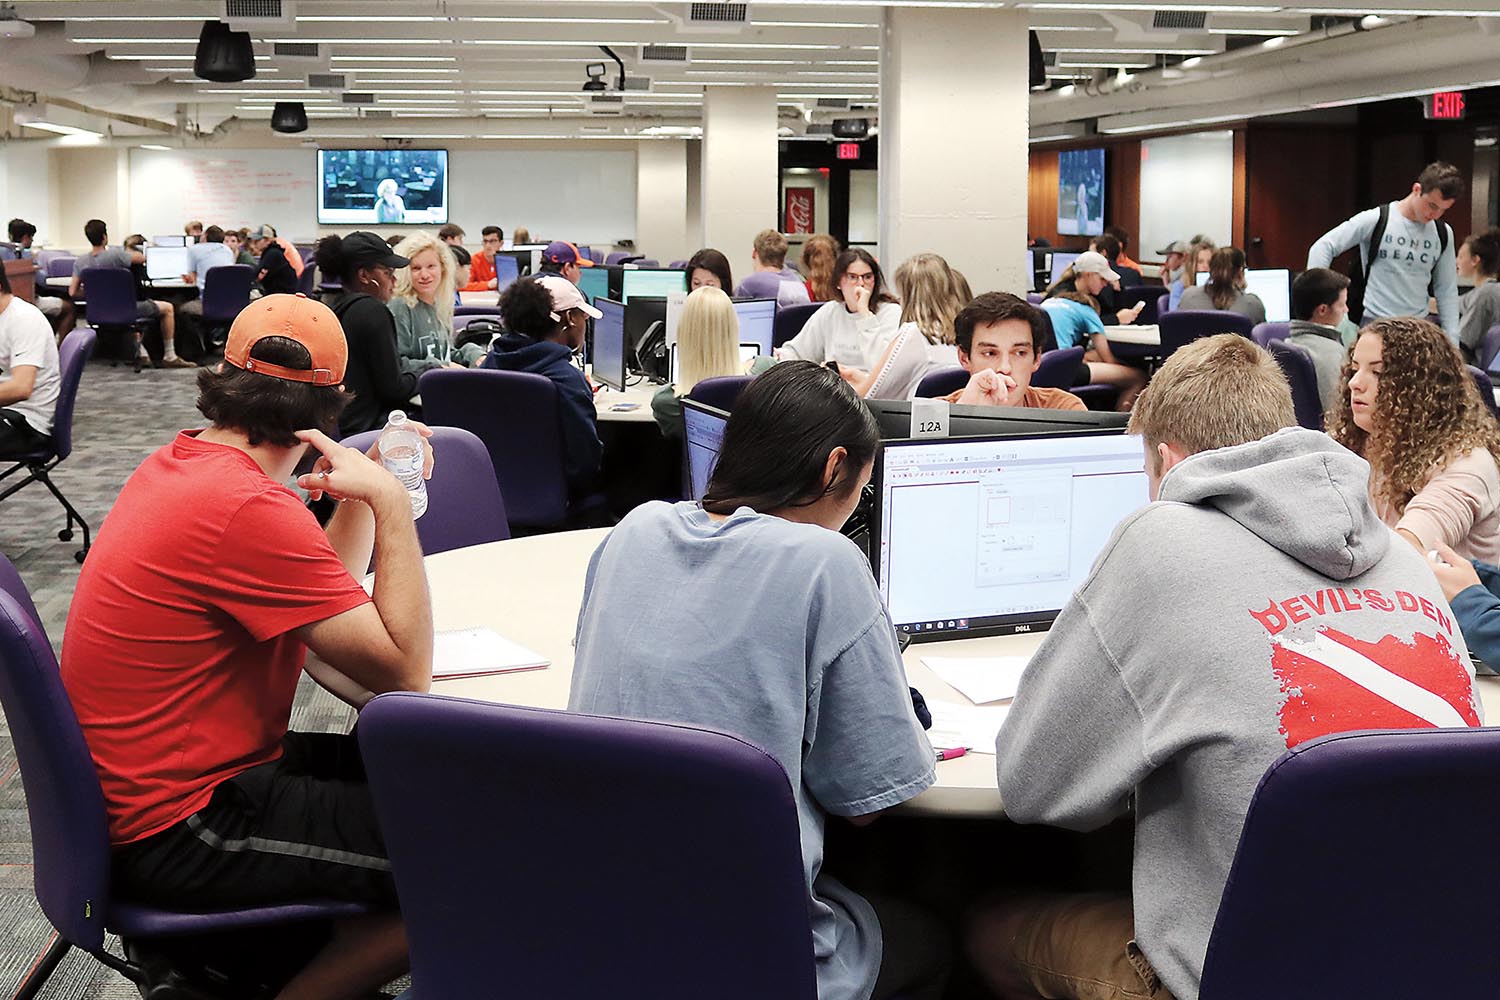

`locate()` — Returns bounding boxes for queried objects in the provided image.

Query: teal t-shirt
[1041,297,1105,350]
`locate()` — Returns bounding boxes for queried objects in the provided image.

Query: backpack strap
[1365,202,1390,276]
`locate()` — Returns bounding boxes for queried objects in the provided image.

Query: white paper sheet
[432,627,550,678]
[920,656,1030,705]
[924,699,1010,755]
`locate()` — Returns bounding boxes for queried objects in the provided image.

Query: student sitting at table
[854,252,964,399]
[388,232,481,374]
[69,219,187,368]
[1045,249,1144,326]
[940,292,1085,410]
[1178,246,1266,326]
[319,233,419,437]
[1328,316,1500,562]
[481,275,603,499]
[1039,269,1146,410]
[650,286,773,439]
[686,247,734,292]
[572,360,947,1000]
[1286,267,1352,411]
[778,248,903,372]
[968,334,1481,1000]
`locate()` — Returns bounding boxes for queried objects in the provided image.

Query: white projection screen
[1138,131,1234,262]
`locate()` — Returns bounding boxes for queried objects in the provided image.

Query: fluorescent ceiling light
[1058,84,1076,96]
[1206,27,1300,34]
[1059,47,1216,54]
[1262,35,1287,47]
[67,15,205,20]
[469,39,848,49]
[753,20,880,27]
[298,14,448,21]
[140,144,172,150]
[331,56,457,63]
[1295,6,1500,13]
[1025,2,1282,10]
[468,16,669,24]
[72,38,199,44]
[1054,59,1154,68]
[22,121,103,137]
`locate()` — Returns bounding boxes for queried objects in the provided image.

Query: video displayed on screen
[318,149,449,225]
[1057,148,1105,237]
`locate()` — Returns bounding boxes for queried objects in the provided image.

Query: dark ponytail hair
[832,248,898,310]
[498,276,563,340]
[315,234,356,284]
[703,361,878,515]
[1463,228,1500,278]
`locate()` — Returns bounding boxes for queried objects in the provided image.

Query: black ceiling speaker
[194,20,256,83]
[271,101,308,133]
[1029,31,1047,89]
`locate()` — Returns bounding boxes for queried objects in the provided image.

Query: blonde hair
[513,226,531,244]
[752,229,790,269]
[1185,235,1217,288]
[392,231,458,326]
[676,286,741,393]
[801,234,840,301]
[1128,334,1294,470]
[893,253,965,346]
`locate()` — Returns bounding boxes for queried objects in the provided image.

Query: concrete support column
[635,139,689,263]
[879,8,1031,294]
[700,85,778,262]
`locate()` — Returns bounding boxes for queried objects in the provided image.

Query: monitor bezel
[680,397,731,502]
[592,296,628,393]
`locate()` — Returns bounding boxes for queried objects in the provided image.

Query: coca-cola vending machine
[783,187,815,235]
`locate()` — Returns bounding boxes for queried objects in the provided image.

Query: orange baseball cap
[223,293,347,386]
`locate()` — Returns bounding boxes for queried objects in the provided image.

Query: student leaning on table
[59,294,435,1000]
[572,361,948,1000]
[650,285,774,439]
[968,334,1481,1000]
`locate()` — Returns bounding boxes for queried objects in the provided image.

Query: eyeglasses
[842,271,876,285]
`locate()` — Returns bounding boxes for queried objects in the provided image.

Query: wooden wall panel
[1108,142,1142,257]
[1244,125,1359,271]
[1232,127,1248,250]
[1028,149,1059,244]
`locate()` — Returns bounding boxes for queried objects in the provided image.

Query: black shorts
[1071,359,1093,387]
[0,409,49,458]
[112,731,397,912]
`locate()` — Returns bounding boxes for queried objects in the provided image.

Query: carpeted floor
[0,358,365,998]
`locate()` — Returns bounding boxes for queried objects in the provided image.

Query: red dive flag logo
[1271,627,1479,749]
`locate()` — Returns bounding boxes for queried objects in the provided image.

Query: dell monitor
[592,298,627,392]
[577,266,610,305]
[681,398,731,502]
[873,431,1148,642]
[731,297,777,357]
[1048,251,1080,287]
[145,246,190,282]
[493,253,520,293]
[621,267,688,303]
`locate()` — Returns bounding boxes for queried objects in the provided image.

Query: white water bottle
[378,410,428,519]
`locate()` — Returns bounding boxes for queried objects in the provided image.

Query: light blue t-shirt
[185,240,236,286]
[1041,297,1105,350]
[570,502,936,1000]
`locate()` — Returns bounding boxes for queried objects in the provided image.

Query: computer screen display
[593,298,627,392]
[145,246,190,281]
[731,297,776,357]
[318,148,449,225]
[493,253,520,293]
[1193,268,1292,323]
[874,431,1148,640]
[577,266,610,305]
[621,268,688,303]
[152,235,186,247]
[682,398,730,502]
[671,343,760,385]
[1049,252,1080,287]
[1025,250,1037,290]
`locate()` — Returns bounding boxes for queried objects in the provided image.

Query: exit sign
[835,142,861,160]
[1424,91,1466,120]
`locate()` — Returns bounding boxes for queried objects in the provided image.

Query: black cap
[343,231,410,269]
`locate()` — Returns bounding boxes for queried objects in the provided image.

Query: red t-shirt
[61,431,371,845]
[460,250,496,292]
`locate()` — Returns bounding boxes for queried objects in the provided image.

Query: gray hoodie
[996,428,1481,1000]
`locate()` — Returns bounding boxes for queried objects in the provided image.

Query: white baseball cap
[1072,250,1121,284]
[536,273,603,320]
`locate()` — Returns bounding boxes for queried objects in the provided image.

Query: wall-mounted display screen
[318,149,449,225]
[1057,148,1105,237]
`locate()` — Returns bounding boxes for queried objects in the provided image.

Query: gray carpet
[0,358,364,997]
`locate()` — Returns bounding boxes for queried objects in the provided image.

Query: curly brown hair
[1327,317,1500,517]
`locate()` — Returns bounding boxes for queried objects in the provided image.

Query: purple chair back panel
[1267,339,1324,431]
[1480,324,1500,373]
[359,693,818,1000]
[453,306,503,317]
[1158,310,1254,358]
[604,252,630,266]
[1031,347,1085,390]
[80,268,141,328]
[50,328,97,463]
[1200,727,1500,999]
[0,555,45,645]
[340,426,509,554]
[913,367,968,399]
[1468,365,1499,420]
[0,590,112,952]
[1157,291,1171,317]
[418,368,568,529]
[45,256,77,280]
[201,265,255,324]
[772,303,824,349]
[1250,321,1292,348]
[686,375,752,413]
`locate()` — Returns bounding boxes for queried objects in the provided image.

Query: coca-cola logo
[785,188,814,234]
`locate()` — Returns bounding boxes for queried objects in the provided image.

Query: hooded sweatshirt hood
[485,331,575,373]
[1158,427,1387,581]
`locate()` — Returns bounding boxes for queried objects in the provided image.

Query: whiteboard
[1138,131,1234,262]
[129,148,318,239]
[128,146,638,245]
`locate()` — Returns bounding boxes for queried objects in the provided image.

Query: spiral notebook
[433,627,550,679]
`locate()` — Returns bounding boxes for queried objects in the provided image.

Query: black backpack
[455,316,503,352]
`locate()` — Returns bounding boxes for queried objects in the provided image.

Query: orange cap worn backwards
[223,293,348,386]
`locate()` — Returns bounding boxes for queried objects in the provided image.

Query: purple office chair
[0,329,96,563]
[1030,347,1085,390]
[1025,292,1044,306]
[914,366,969,398]
[295,261,316,296]
[453,305,503,317]
[0,585,368,1000]
[200,264,254,351]
[1156,291,1171,317]
[686,375,752,412]
[1468,365,1499,420]
[340,426,510,554]
[35,249,68,270]
[45,256,76,280]
[0,554,44,641]
[80,267,152,371]
[1268,339,1324,431]
[1479,324,1500,373]
[1250,321,1291,347]
[635,258,659,268]
[772,302,824,348]
[419,368,601,531]
[359,692,819,1000]
[1158,310,1254,359]
[588,248,606,264]
[668,259,688,269]
[604,251,631,266]
[1199,727,1500,999]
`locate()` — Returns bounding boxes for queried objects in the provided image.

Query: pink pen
[935,747,969,762]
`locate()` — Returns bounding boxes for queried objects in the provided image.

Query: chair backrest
[1156,291,1171,317]
[668,259,688,269]
[686,375,752,412]
[1250,321,1291,347]
[1199,727,1500,999]
[1116,284,1164,325]
[0,554,45,643]
[0,589,113,954]
[1469,365,1499,420]
[1158,309,1254,358]
[200,264,255,323]
[588,248,606,264]
[1030,347,1085,390]
[634,258,659,268]
[1025,292,1044,306]
[604,251,630,265]
[340,426,510,553]
[79,267,140,327]
[1267,339,1324,430]
[295,261,317,296]
[49,328,98,463]
[1480,323,1500,373]
[453,305,503,317]
[359,692,818,1000]
[44,255,76,279]
[418,368,569,529]
[772,302,824,348]
[913,366,969,398]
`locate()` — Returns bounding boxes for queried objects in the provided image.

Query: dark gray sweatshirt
[996,428,1481,999]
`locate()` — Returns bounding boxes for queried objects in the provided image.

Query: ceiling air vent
[591,94,625,104]
[816,98,850,110]
[622,76,652,92]
[640,44,690,63]
[688,3,749,24]
[362,109,394,119]
[307,73,346,90]
[1152,10,1207,30]
[272,41,327,67]
[341,92,376,104]
[225,0,295,30]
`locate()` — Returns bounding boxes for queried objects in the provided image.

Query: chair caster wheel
[58,529,73,541]
[75,550,87,564]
